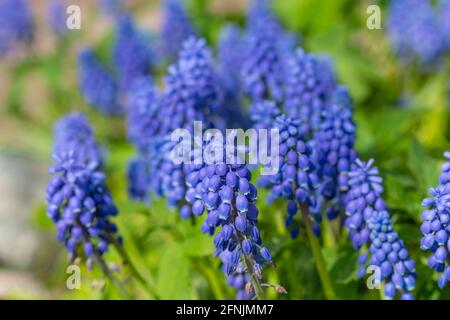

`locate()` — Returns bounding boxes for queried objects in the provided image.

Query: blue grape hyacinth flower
[284,49,337,136]
[125,76,160,153]
[159,37,223,135]
[345,159,416,300]
[127,156,150,202]
[53,112,103,167]
[183,138,275,298]
[420,152,450,288]
[313,87,357,220]
[78,48,122,116]
[0,0,34,57]
[46,151,122,265]
[387,0,447,67]
[113,15,154,91]
[159,0,196,63]
[257,114,320,238]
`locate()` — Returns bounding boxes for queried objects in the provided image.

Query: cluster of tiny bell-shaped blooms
[78,48,122,116]
[183,138,274,298]
[159,0,196,63]
[113,15,154,91]
[158,37,223,135]
[46,152,122,265]
[312,86,356,220]
[257,114,320,238]
[345,159,416,300]
[420,152,450,288]
[284,48,336,137]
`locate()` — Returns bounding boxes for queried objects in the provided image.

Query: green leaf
[408,139,439,193]
[155,243,191,299]
[182,233,214,257]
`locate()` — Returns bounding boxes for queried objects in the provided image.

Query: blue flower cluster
[46,152,121,263]
[440,0,450,48]
[0,0,33,57]
[284,49,336,136]
[257,115,319,238]
[420,152,450,288]
[345,159,416,299]
[159,0,196,63]
[216,24,248,128]
[313,87,356,220]
[159,37,223,134]
[183,139,273,298]
[241,13,285,102]
[113,15,154,91]
[125,77,160,153]
[127,156,150,202]
[249,100,281,131]
[53,113,103,167]
[78,48,123,115]
[47,113,122,265]
[387,0,449,67]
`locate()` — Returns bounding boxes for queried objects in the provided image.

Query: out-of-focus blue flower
[159,0,196,63]
[440,0,450,48]
[257,114,319,238]
[98,0,125,19]
[159,37,223,134]
[53,112,103,167]
[241,20,285,102]
[48,0,69,37]
[184,139,273,298]
[313,87,356,220]
[420,152,450,288]
[113,15,154,91]
[346,159,416,300]
[284,49,337,136]
[127,156,150,202]
[78,48,123,115]
[46,152,122,264]
[249,100,281,131]
[125,76,160,153]
[216,24,249,128]
[0,0,33,56]
[387,0,446,67]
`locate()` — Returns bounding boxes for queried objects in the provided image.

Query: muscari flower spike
[159,37,223,135]
[284,48,337,137]
[216,24,249,129]
[0,0,33,57]
[241,9,285,102]
[113,15,154,91]
[313,86,357,220]
[53,112,103,167]
[159,0,196,63]
[183,137,274,299]
[46,152,122,265]
[257,114,320,238]
[387,0,447,67]
[127,155,150,202]
[345,159,416,300]
[78,48,123,116]
[420,152,450,289]
[249,100,281,131]
[125,76,160,153]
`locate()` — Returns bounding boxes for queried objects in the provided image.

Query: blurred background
[0,0,449,299]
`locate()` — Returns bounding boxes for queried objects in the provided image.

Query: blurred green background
[0,0,449,299]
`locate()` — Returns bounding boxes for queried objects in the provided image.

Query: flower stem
[91,249,132,299]
[109,235,158,299]
[300,203,337,300]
